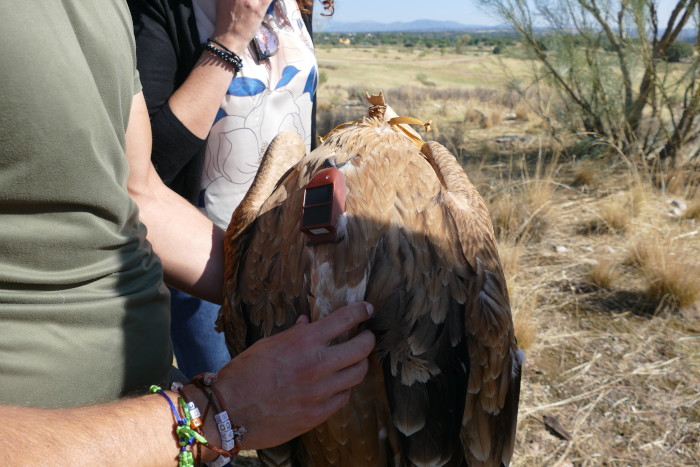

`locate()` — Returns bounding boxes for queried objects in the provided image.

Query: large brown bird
[218,95,524,467]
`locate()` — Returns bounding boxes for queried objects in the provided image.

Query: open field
[315,45,524,89]
[235,45,700,466]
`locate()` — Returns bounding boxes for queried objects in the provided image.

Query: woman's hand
[214,0,274,54]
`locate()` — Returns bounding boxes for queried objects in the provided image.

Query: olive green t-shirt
[0,1,172,408]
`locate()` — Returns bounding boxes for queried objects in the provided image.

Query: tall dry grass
[585,257,618,289]
[487,152,559,243]
[628,230,700,311]
[683,197,700,220]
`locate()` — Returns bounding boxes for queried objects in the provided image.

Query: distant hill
[316,19,698,41]
[315,19,509,33]
[676,28,698,42]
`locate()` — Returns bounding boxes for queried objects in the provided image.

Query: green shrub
[664,41,694,63]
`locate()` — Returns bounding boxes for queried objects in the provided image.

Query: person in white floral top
[128,0,335,379]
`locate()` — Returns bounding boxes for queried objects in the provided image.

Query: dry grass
[591,199,633,233]
[514,101,532,122]
[510,280,540,352]
[489,187,551,241]
[487,157,557,243]
[490,109,504,127]
[506,162,700,465]
[585,257,618,289]
[579,183,647,235]
[572,165,596,187]
[464,107,489,128]
[498,238,525,279]
[683,197,700,220]
[629,231,700,310]
[505,175,700,465]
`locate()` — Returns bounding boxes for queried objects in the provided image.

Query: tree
[455,34,472,54]
[479,0,700,165]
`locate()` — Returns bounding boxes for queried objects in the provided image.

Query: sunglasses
[251,21,279,61]
[251,0,284,61]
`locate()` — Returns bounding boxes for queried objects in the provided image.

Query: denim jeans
[169,287,231,379]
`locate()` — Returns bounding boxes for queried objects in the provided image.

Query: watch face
[252,22,279,61]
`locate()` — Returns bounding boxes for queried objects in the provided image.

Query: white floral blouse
[193,0,317,229]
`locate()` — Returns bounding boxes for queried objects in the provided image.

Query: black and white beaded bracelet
[204,38,243,73]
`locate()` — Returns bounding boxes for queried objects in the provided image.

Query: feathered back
[218,114,522,466]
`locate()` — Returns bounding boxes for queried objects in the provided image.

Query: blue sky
[315,0,500,26]
[313,0,678,27]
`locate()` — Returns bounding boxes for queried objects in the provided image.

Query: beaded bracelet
[174,382,240,466]
[192,372,247,465]
[173,382,205,430]
[150,385,208,467]
[204,38,243,73]
[208,37,234,55]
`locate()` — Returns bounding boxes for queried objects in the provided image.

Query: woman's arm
[128,0,207,184]
[165,0,275,139]
[129,0,273,175]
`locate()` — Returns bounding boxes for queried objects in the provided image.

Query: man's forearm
[2,393,185,465]
[137,181,226,305]
[125,92,225,304]
[2,303,376,465]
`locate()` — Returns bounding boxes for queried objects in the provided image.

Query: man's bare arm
[0,302,375,465]
[125,91,225,303]
[3,393,183,465]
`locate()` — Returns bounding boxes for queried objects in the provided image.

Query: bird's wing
[218,131,315,467]
[218,130,307,356]
[421,141,522,467]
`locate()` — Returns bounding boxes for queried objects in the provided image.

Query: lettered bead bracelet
[215,410,236,451]
[187,401,204,430]
[192,372,247,466]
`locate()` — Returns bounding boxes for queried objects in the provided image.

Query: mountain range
[314,19,508,33]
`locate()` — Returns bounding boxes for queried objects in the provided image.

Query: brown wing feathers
[422,141,521,466]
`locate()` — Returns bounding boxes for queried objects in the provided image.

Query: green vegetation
[314,31,518,53]
[665,40,695,63]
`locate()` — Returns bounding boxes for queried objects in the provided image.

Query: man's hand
[213,301,376,449]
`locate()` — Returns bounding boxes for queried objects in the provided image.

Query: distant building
[338,38,351,45]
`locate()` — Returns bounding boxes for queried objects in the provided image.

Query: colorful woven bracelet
[177,382,238,465]
[173,382,205,430]
[150,385,208,467]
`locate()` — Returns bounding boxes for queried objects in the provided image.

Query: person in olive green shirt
[0,1,374,464]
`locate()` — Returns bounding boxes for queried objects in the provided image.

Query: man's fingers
[322,358,370,397]
[312,302,374,342]
[313,389,352,421]
[295,314,310,324]
[320,329,375,372]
